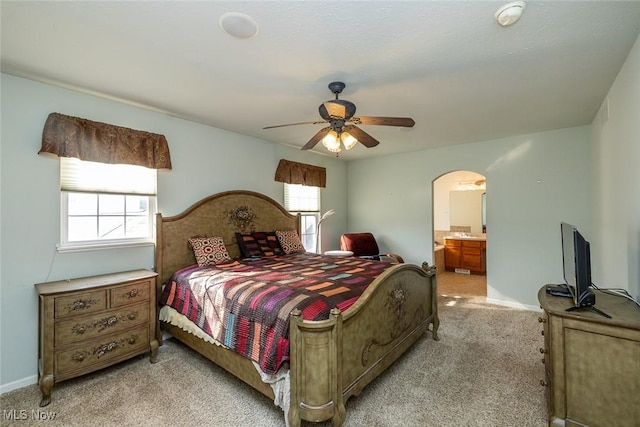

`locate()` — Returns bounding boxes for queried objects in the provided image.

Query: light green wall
[347,126,592,309]
[590,34,640,299]
[0,73,347,390]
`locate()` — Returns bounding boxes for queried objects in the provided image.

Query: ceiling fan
[263,81,415,154]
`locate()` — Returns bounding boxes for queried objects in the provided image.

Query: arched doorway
[433,170,487,298]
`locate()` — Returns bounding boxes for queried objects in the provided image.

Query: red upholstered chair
[339,232,404,263]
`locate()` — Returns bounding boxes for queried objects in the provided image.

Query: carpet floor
[0,286,547,427]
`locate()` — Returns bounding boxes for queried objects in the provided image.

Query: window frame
[283,183,321,253]
[58,158,157,252]
[59,192,156,252]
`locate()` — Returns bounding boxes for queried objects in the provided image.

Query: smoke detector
[219,12,259,39]
[495,1,526,27]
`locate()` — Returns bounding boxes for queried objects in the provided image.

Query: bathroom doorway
[433,170,487,298]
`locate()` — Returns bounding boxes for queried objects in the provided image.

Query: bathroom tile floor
[437,270,487,299]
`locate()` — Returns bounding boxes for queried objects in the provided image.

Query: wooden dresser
[35,269,159,407]
[538,287,640,426]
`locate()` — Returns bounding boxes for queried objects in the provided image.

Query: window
[284,183,320,252]
[59,157,156,251]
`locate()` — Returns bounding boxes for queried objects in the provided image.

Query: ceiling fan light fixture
[495,1,526,27]
[341,132,358,150]
[321,131,341,152]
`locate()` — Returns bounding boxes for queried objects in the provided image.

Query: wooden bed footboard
[288,263,438,427]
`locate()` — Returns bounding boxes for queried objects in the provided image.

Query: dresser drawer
[56,326,149,376]
[110,280,151,307]
[55,302,149,346]
[55,290,107,319]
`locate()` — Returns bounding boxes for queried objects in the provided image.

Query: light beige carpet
[0,296,547,427]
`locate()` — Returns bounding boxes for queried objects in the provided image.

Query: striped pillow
[236,232,283,258]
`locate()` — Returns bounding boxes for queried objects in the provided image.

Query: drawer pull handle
[97,315,120,332]
[539,347,547,354]
[127,312,138,321]
[538,317,546,323]
[541,330,544,336]
[71,352,86,363]
[95,342,119,358]
[125,289,140,298]
[540,379,548,387]
[72,335,140,362]
[67,298,98,312]
[542,358,545,365]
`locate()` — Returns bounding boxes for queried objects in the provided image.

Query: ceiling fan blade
[352,116,415,127]
[263,121,325,129]
[301,127,331,150]
[344,125,380,148]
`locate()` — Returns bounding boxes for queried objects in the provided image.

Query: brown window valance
[274,159,326,188]
[39,112,172,169]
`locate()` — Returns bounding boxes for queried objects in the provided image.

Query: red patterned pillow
[188,236,232,266]
[275,230,306,254]
[235,232,283,258]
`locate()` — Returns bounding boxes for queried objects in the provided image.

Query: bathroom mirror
[449,189,484,234]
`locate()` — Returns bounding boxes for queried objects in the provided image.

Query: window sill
[57,241,154,253]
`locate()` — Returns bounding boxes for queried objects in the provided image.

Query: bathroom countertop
[443,235,486,241]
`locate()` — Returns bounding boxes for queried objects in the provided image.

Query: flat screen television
[561,222,595,308]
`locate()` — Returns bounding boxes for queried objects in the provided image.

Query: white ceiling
[2,1,640,161]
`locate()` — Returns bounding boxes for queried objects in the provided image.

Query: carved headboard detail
[155,190,301,287]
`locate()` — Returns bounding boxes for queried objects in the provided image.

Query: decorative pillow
[188,236,232,266]
[275,230,306,254]
[235,232,283,258]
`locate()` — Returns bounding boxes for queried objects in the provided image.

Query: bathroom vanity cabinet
[444,238,486,274]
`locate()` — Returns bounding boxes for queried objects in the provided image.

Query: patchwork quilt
[159,253,391,374]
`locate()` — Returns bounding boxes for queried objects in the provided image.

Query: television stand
[566,304,611,318]
[538,286,640,426]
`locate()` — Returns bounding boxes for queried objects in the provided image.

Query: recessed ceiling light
[219,12,259,39]
[495,1,526,27]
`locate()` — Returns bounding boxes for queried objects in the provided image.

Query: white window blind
[61,157,157,195]
[284,184,319,212]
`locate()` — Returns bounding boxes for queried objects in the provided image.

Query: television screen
[561,222,594,307]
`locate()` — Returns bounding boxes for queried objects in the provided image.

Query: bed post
[288,308,345,427]
[422,262,440,340]
[155,212,164,346]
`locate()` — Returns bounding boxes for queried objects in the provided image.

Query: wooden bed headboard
[155,190,301,286]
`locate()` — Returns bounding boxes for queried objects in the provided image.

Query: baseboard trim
[485,297,541,312]
[0,375,38,395]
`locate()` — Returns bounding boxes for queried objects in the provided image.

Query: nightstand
[35,269,158,407]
